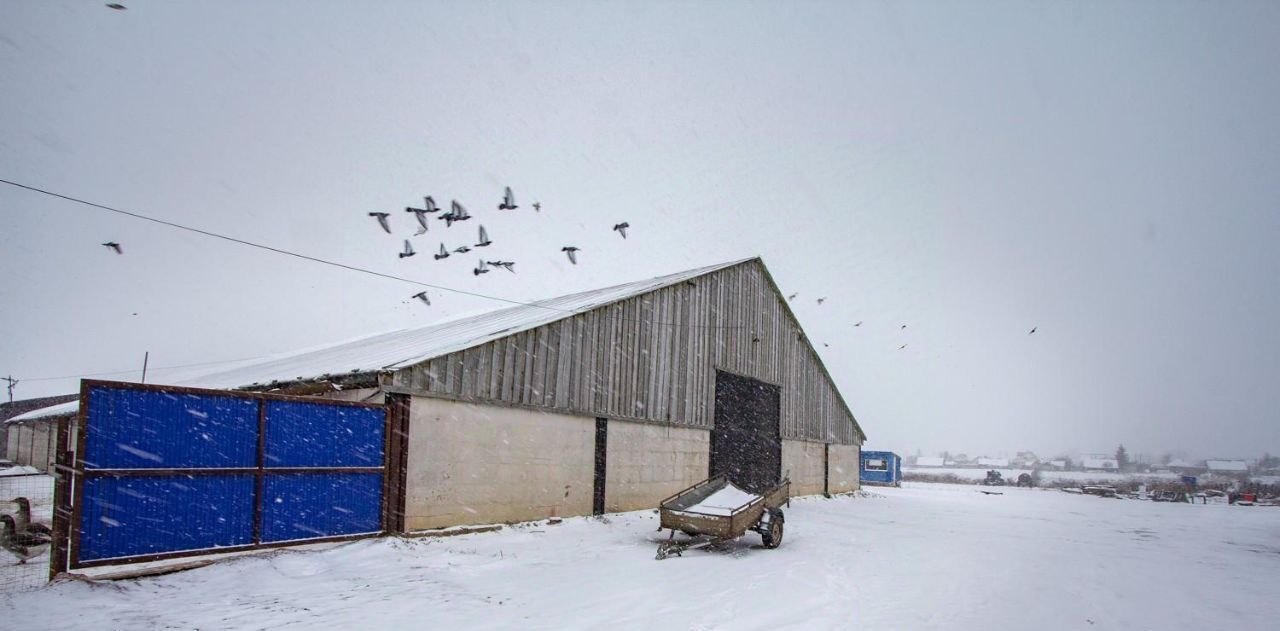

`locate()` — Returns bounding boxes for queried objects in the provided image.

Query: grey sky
[2,1,1278,459]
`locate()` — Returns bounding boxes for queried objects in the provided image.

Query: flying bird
[817,297,826,305]
[105,3,127,9]
[562,246,580,265]
[412,291,430,306]
[102,242,122,254]
[787,293,798,301]
[532,202,541,212]
[434,244,450,260]
[399,240,416,259]
[440,200,472,227]
[613,222,630,239]
[405,207,430,235]
[899,344,908,350]
[854,321,862,327]
[454,245,472,254]
[422,196,440,213]
[369,212,391,233]
[1029,327,1037,335]
[498,187,517,210]
[473,259,490,275]
[476,225,492,247]
[823,343,830,348]
[901,325,907,330]
[486,260,516,273]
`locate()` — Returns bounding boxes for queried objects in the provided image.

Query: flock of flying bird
[786,292,1037,350]
[365,186,630,307]
[93,186,1042,344]
[97,186,632,309]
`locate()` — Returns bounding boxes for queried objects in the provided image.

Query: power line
[1,178,748,330]
[0,177,553,311]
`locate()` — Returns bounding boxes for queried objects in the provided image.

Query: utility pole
[141,352,149,384]
[3,375,17,403]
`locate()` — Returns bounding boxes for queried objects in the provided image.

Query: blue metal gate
[70,380,387,567]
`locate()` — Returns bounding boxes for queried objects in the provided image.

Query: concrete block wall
[30,423,52,472]
[782,439,827,496]
[4,425,21,463]
[404,397,594,530]
[828,444,860,493]
[605,420,709,512]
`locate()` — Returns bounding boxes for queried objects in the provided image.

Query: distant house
[861,451,902,487]
[1039,459,1067,470]
[914,456,945,467]
[1164,459,1207,475]
[1081,458,1119,472]
[2,393,79,471]
[1012,451,1039,468]
[1205,460,1249,478]
[976,457,1009,467]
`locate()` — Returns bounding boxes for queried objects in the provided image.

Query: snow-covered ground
[4,483,1279,630]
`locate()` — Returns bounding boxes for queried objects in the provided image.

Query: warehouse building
[9,257,865,531]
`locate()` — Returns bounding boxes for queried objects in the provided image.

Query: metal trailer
[654,474,791,560]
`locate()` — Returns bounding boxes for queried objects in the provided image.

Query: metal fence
[0,472,54,592]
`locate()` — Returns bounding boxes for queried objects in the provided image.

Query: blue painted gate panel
[261,472,383,543]
[79,475,256,562]
[264,400,384,468]
[77,383,386,565]
[84,385,258,469]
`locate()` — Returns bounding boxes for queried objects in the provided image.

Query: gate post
[382,393,410,534]
[49,415,73,581]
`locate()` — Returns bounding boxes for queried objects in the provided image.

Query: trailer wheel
[761,509,785,549]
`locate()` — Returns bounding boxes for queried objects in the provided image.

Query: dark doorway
[593,418,607,515]
[710,371,782,494]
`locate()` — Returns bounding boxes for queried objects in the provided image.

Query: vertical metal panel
[264,401,385,468]
[83,386,258,469]
[260,472,382,542]
[79,474,256,562]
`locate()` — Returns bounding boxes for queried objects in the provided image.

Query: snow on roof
[1205,460,1248,472]
[7,258,754,424]
[7,399,80,422]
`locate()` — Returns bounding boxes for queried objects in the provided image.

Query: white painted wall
[829,444,861,493]
[404,397,594,530]
[605,420,708,512]
[783,439,827,496]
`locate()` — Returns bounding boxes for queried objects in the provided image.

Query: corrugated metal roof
[8,258,754,423]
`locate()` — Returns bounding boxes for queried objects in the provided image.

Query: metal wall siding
[394,261,860,444]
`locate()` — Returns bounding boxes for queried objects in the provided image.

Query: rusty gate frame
[48,379,409,577]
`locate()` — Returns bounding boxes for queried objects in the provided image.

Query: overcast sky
[3,1,1278,460]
